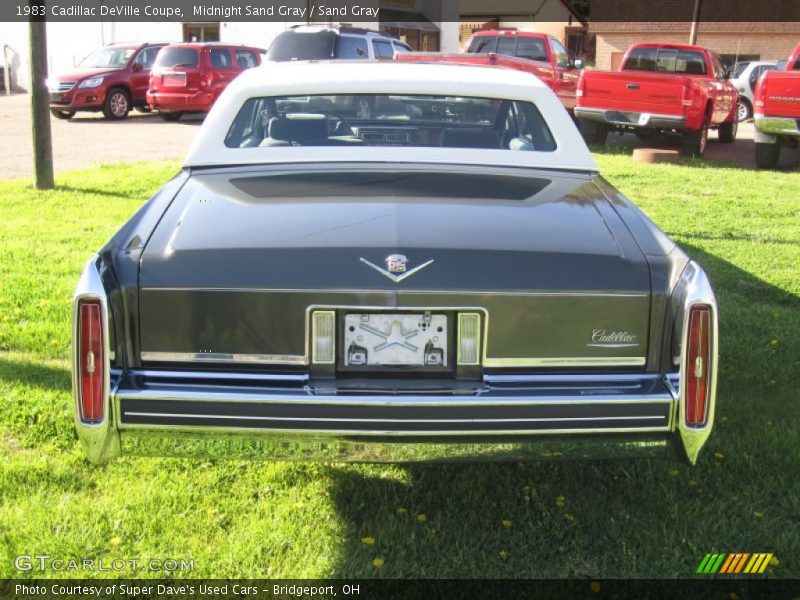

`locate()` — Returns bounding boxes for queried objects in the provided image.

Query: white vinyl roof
[183,60,598,173]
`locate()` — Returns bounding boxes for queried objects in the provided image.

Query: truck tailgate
[580,70,689,115]
[759,71,800,119]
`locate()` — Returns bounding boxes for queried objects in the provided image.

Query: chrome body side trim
[140,351,306,365]
[72,256,121,464]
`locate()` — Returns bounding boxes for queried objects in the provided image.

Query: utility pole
[689,0,701,45]
[29,3,54,190]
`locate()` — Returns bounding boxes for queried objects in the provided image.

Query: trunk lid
[138,167,652,368]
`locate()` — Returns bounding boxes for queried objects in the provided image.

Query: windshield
[78,47,136,69]
[154,47,199,68]
[267,31,336,61]
[224,93,556,152]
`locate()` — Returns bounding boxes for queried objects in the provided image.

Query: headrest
[268,113,328,143]
[439,127,501,149]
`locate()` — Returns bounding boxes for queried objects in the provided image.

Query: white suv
[731,60,778,121]
[266,26,412,62]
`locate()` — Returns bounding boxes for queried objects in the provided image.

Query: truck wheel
[103,87,130,120]
[718,118,737,144]
[681,119,709,156]
[50,109,75,120]
[159,112,183,122]
[754,140,781,169]
[578,119,608,145]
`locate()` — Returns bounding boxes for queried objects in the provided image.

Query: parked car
[266,25,412,61]
[146,42,265,121]
[574,43,739,155]
[47,42,167,120]
[731,60,778,121]
[72,61,718,467]
[753,43,800,168]
[463,30,583,110]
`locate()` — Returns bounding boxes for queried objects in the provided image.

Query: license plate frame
[342,312,450,368]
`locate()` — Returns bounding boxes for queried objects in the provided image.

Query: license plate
[343,313,448,367]
[163,73,186,86]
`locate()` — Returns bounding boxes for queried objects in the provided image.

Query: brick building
[592,22,800,70]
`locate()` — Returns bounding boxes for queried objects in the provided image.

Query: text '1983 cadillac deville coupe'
[72,61,717,465]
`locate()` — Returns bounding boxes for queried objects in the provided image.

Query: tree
[28,3,54,190]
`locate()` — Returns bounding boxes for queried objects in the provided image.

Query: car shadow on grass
[323,243,799,579]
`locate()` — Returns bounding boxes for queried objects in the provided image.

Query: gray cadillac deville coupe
[72,61,718,465]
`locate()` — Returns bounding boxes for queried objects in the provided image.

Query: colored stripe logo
[696,553,774,574]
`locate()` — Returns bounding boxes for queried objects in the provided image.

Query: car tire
[159,112,183,122]
[578,119,608,145]
[736,99,751,122]
[50,109,75,120]
[718,118,738,144]
[103,87,131,120]
[681,118,709,156]
[754,140,781,169]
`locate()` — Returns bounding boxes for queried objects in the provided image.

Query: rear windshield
[224,93,556,152]
[624,47,707,75]
[267,31,336,61]
[733,62,750,78]
[154,47,199,68]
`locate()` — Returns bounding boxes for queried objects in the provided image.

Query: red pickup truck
[575,43,739,155]
[395,30,583,111]
[753,43,800,168]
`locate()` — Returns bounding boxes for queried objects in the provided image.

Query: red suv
[147,43,265,121]
[47,42,167,120]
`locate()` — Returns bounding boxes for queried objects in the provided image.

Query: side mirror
[573,58,585,70]
[132,62,144,73]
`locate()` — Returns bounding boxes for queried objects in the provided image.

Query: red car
[753,43,800,168]
[146,43,265,121]
[575,43,739,155]
[47,42,167,120]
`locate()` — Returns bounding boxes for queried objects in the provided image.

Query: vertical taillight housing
[753,77,766,116]
[685,304,712,427]
[77,299,105,423]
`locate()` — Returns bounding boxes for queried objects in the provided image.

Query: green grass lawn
[0,154,798,579]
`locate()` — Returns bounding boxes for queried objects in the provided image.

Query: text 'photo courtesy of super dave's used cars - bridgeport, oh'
[72,60,718,468]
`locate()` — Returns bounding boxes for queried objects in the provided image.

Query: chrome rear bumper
[76,369,696,464]
[575,107,686,129]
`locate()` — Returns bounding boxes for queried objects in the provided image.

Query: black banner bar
[4,0,800,22]
[3,579,800,600]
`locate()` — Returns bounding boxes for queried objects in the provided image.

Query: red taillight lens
[686,305,711,427]
[754,78,766,115]
[78,299,104,423]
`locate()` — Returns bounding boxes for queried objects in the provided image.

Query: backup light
[78,299,105,422]
[685,304,712,427]
[312,311,336,364]
[457,313,481,366]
